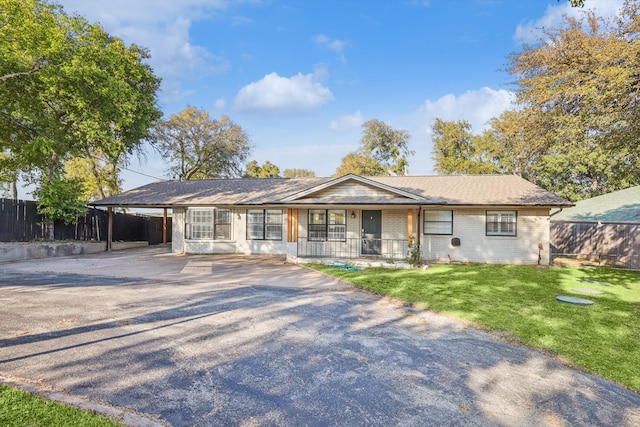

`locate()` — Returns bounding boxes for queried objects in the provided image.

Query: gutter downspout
[550,208,564,217]
[417,206,421,248]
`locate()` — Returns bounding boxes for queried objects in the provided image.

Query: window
[486,211,517,236]
[247,209,282,240]
[309,209,346,241]
[214,209,231,240]
[188,208,231,240]
[423,210,453,235]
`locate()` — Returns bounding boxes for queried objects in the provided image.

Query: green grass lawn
[0,384,124,427]
[309,263,640,393]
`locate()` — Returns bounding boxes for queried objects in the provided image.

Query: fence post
[107,207,113,251]
[163,208,167,244]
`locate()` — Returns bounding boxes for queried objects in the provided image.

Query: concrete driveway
[1,247,639,426]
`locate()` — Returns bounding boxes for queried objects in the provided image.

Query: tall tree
[64,150,122,201]
[152,106,251,180]
[359,119,413,175]
[505,1,640,199]
[335,119,413,176]
[435,2,640,201]
[431,119,502,175]
[0,0,161,235]
[283,168,316,178]
[334,152,386,177]
[244,160,281,178]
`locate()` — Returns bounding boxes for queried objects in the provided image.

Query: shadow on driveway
[1,248,639,426]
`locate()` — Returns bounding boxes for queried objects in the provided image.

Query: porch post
[163,207,168,244]
[107,206,113,252]
[293,208,298,242]
[407,209,414,241]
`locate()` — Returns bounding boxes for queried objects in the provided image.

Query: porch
[296,237,410,262]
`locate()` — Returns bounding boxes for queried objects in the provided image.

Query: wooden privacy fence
[0,198,171,244]
[550,221,640,270]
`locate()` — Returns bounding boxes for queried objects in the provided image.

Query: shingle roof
[91,174,572,208]
[368,175,571,206]
[552,186,640,223]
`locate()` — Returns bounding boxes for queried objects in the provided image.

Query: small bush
[406,237,423,268]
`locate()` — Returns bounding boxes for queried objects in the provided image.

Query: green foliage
[0,0,161,205]
[505,3,640,199]
[35,177,87,225]
[0,384,123,427]
[334,152,386,177]
[283,168,316,178]
[152,106,251,180]
[431,118,502,175]
[64,151,122,201]
[360,119,413,175]
[244,160,281,178]
[433,3,640,201]
[406,237,424,267]
[311,263,640,393]
[335,119,413,176]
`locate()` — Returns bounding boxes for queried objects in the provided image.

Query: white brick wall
[420,208,550,265]
[173,206,552,265]
[381,210,407,240]
[175,207,288,255]
[171,208,185,253]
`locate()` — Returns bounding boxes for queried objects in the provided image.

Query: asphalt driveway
[1,247,639,426]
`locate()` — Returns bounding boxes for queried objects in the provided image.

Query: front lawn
[0,384,124,427]
[308,263,640,393]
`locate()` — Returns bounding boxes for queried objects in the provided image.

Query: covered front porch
[284,206,420,264]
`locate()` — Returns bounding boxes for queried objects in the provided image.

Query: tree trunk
[10,181,18,200]
[46,156,56,240]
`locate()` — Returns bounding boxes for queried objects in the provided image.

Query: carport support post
[163,208,167,244]
[107,207,113,252]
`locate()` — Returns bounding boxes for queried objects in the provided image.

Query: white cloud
[56,0,232,105]
[330,111,365,132]
[514,0,624,44]
[313,34,347,52]
[407,87,516,175]
[214,98,226,109]
[416,87,515,135]
[234,70,334,114]
[232,16,253,26]
[313,34,347,63]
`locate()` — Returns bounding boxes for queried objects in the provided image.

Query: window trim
[486,210,517,237]
[187,208,232,240]
[246,209,283,241]
[423,210,453,235]
[308,209,346,242]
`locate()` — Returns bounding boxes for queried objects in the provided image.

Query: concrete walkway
[1,247,639,426]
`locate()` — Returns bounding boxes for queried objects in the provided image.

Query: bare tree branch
[0,60,42,82]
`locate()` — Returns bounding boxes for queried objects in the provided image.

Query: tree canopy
[152,106,251,180]
[244,160,281,178]
[283,168,316,178]
[0,0,161,234]
[335,119,413,177]
[432,1,640,201]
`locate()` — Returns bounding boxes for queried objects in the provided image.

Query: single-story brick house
[92,174,572,265]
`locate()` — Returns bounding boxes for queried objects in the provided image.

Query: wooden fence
[0,198,171,244]
[550,221,640,270]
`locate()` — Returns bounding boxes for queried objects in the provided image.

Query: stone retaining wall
[0,241,149,263]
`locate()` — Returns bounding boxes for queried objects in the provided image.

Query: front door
[361,210,381,255]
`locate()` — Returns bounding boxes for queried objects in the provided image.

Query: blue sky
[55,0,624,191]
